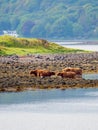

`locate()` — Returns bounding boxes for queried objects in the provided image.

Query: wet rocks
[0,52,98,92]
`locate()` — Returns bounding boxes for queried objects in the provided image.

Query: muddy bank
[0,77,98,92]
[0,52,98,92]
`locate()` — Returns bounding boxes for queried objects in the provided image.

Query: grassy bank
[0,35,85,56]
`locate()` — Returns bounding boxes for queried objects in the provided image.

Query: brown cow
[62,67,82,75]
[62,67,72,72]
[30,69,47,77]
[40,71,55,78]
[30,70,37,76]
[30,69,55,77]
[72,68,82,75]
[57,71,76,78]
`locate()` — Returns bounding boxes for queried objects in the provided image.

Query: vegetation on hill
[0,36,85,55]
[0,0,98,39]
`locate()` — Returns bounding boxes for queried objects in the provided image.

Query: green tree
[73,23,83,37]
[50,17,73,38]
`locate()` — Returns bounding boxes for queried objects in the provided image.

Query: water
[83,74,98,80]
[0,88,98,130]
[55,41,98,51]
[0,41,98,130]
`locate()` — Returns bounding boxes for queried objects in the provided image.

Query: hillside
[0,36,85,55]
[0,0,98,39]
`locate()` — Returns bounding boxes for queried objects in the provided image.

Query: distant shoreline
[54,41,98,45]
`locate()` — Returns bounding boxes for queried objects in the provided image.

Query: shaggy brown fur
[40,71,55,78]
[57,71,76,78]
[30,69,55,77]
[62,67,82,75]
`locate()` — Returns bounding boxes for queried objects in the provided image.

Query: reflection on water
[0,88,98,130]
[0,88,98,113]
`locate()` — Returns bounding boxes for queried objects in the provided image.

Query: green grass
[0,35,86,56]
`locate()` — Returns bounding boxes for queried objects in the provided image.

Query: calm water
[55,41,98,51]
[83,74,98,79]
[0,88,98,130]
[0,40,98,130]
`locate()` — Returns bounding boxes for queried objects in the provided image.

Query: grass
[0,35,86,56]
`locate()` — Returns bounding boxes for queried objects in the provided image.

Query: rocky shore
[0,52,98,92]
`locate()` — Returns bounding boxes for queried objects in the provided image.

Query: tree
[73,23,83,37]
[50,17,73,38]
